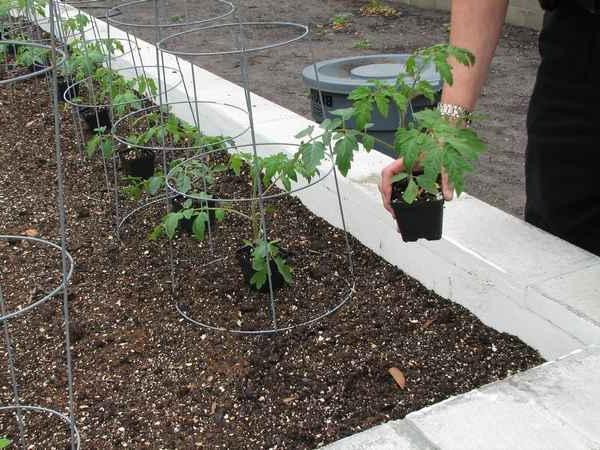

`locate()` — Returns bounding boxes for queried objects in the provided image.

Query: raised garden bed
[0,69,544,449]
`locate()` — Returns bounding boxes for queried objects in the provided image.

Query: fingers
[379,158,404,216]
[441,169,454,201]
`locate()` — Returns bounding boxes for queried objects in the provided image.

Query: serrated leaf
[165,213,181,239]
[294,125,314,140]
[274,256,293,284]
[301,141,325,172]
[402,178,419,204]
[362,134,375,152]
[147,175,164,195]
[230,154,243,176]
[250,270,267,290]
[374,92,390,118]
[334,134,358,176]
[390,172,408,183]
[192,213,207,241]
[330,107,355,121]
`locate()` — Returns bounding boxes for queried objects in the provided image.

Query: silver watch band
[437,103,472,125]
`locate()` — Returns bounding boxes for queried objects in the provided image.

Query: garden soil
[95,0,540,217]
[0,74,544,447]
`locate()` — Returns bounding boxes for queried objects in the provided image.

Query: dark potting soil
[0,78,544,449]
[89,0,541,218]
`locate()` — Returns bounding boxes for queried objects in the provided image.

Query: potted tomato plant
[295,44,486,242]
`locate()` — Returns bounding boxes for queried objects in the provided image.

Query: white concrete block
[530,264,600,325]
[508,346,600,444]
[320,422,435,450]
[407,382,598,450]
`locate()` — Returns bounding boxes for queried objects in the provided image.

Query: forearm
[442,0,508,110]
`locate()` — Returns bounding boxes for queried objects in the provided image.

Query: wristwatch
[437,103,472,126]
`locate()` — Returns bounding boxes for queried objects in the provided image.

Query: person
[379,0,600,256]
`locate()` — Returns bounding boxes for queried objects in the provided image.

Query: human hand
[379,159,454,217]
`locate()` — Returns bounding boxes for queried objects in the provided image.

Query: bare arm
[442,0,509,110]
[380,0,508,214]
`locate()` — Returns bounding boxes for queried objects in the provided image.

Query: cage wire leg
[306,27,356,281]
[104,13,122,241]
[234,14,278,329]
[152,0,177,296]
[49,2,77,448]
[0,286,27,448]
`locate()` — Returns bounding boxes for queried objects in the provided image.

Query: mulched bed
[0,77,544,449]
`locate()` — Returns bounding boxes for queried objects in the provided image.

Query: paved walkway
[323,346,600,450]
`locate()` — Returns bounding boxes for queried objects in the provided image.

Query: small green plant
[85,126,115,159]
[353,38,371,49]
[0,436,11,448]
[331,13,352,31]
[15,45,49,68]
[245,238,292,289]
[149,159,227,241]
[295,44,485,205]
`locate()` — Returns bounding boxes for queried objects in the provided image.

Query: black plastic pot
[391,180,444,242]
[171,195,217,233]
[79,106,112,130]
[237,245,287,293]
[121,149,155,179]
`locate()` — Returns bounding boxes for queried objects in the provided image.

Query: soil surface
[86,0,541,218]
[0,72,544,447]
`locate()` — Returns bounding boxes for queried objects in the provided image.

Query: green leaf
[164,213,180,239]
[362,134,375,152]
[294,125,314,140]
[215,208,225,222]
[274,256,293,284]
[435,55,453,86]
[250,269,267,290]
[178,175,192,194]
[101,139,114,159]
[374,92,390,118]
[230,154,243,176]
[148,225,163,241]
[301,141,325,172]
[181,208,195,220]
[0,437,11,448]
[192,213,207,241]
[390,172,408,183]
[402,178,419,204]
[147,175,164,195]
[354,99,373,130]
[330,107,355,121]
[416,174,438,195]
[348,85,372,101]
[85,135,100,159]
[334,134,358,176]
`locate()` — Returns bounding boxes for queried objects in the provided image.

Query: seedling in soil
[14,45,49,69]
[0,437,10,448]
[295,44,486,241]
[330,13,352,31]
[85,126,115,159]
[353,38,371,49]
[149,159,227,241]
